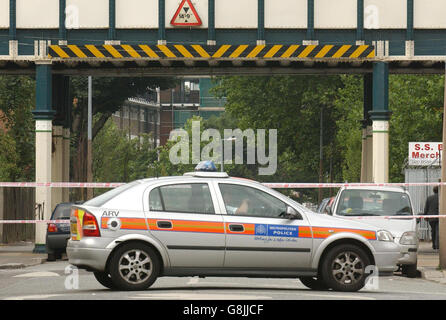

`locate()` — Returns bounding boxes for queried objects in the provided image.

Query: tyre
[55,251,63,260]
[47,252,56,262]
[401,262,418,278]
[109,243,160,291]
[299,276,330,290]
[93,272,116,289]
[321,244,371,292]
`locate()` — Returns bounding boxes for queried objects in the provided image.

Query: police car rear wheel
[109,243,160,291]
[93,272,116,289]
[321,245,370,292]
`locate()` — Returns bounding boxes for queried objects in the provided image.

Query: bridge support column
[32,63,55,253]
[370,62,392,183]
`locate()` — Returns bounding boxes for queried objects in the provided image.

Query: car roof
[138,173,260,186]
[341,186,407,193]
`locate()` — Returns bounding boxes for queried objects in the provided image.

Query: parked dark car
[46,203,73,261]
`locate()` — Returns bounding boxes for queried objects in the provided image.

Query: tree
[333,74,445,183]
[388,74,444,182]
[333,75,364,182]
[70,76,177,199]
[0,76,35,181]
[92,117,158,195]
[211,75,343,202]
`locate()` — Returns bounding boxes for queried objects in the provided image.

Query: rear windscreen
[54,205,72,219]
[336,190,412,216]
[84,181,140,207]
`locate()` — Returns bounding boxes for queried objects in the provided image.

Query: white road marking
[187,277,200,285]
[13,272,60,278]
[4,294,61,300]
[130,293,273,300]
[300,293,376,300]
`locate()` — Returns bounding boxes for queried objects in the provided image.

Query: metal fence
[405,167,441,241]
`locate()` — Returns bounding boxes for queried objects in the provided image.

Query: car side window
[219,184,287,218]
[149,188,163,211]
[149,183,215,214]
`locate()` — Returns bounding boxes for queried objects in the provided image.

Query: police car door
[145,182,225,268]
[218,183,312,270]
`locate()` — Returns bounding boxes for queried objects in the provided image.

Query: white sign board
[408,142,443,166]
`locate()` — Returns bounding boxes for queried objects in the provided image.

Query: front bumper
[66,238,112,272]
[397,243,418,266]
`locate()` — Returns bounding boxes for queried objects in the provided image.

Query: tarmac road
[0,259,446,301]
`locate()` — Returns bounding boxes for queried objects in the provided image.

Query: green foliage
[147,116,203,177]
[71,77,176,117]
[333,75,363,182]
[0,76,35,181]
[388,75,444,182]
[93,117,158,184]
[210,75,344,202]
[208,73,445,200]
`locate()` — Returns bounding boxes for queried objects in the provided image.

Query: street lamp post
[440,61,446,268]
[221,137,236,172]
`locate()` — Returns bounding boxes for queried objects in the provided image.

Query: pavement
[0,240,445,285]
[0,241,47,270]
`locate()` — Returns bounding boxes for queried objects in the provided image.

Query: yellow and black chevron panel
[49,44,375,59]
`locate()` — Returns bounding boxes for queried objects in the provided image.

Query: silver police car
[67,170,401,292]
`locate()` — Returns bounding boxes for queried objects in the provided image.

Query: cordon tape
[0,216,445,224]
[1,181,445,223]
[1,181,446,188]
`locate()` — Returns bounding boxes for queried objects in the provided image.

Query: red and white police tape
[0,216,445,224]
[1,181,446,188]
[1,181,445,224]
[0,182,123,188]
[0,220,68,224]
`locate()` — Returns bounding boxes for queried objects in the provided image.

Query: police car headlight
[377,230,394,242]
[400,231,417,245]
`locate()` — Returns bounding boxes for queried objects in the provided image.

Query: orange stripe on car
[311,227,376,240]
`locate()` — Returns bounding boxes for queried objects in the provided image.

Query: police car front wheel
[299,276,330,291]
[321,244,370,292]
[109,243,160,291]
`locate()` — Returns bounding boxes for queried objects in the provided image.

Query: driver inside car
[221,189,250,215]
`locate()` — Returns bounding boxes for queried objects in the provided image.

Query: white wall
[215,0,257,28]
[17,0,59,28]
[414,0,446,29]
[265,0,306,29]
[2,0,446,31]
[0,0,9,28]
[364,0,406,29]
[315,0,356,29]
[116,0,158,28]
[166,0,207,28]
[66,0,108,29]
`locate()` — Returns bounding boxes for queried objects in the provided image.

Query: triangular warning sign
[170,0,202,26]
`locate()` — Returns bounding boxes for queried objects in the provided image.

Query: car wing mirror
[326,206,333,215]
[286,206,300,219]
